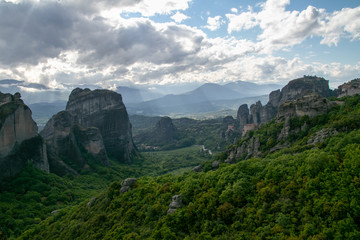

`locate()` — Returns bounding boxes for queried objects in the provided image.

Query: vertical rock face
[334,78,360,97]
[276,93,335,122]
[155,117,177,140]
[249,101,262,124]
[279,76,330,105]
[268,89,281,107]
[153,116,177,143]
[65,88,136,163]
[237,104,249,131]
[40,110,109,175]
[0,92,49,179]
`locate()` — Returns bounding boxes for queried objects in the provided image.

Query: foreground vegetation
[19,129,360,239]
[0,146,210,239]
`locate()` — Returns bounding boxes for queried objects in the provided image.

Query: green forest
[1,95,360,239]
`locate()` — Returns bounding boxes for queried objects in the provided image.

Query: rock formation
[192,165,202,172]
[167,195,182,214]
[212,160,220,170]
[276,93,335,122]
[153,116,177,143]
[307,128,339,145]
[41,110,109,175]
[120,178,137,194]
[65,88,136,163]
[237,104,250,131]
[334,78,360,97]
[220,116,237,141]
[40,88,137,175]
[278,76,330,105]
[276,93,336,140]
[237,76,331,134]
[0,92,49,179]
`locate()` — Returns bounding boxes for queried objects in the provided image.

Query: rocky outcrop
[41,110,108,175]
[237,104,250,131]
[192,165,202,172]
[237,76,331,134]
[276,93,335,122]
[212,160,220,170]
[334,78,360,97]
[153,116,177,143]
[0,92,49,179]
[235,136,261,160]
[220,116,237,141]
[120,178,137,194]
[65,88,136,163]
[276,94,336,140]
[278,76,330,105]
[167,195,182,214]
[307,128,339,145]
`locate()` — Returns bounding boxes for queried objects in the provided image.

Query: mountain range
[125,81,281,116]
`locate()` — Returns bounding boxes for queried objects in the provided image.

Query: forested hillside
[15,94,360,239]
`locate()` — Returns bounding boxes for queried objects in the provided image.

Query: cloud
[0,0,359,97]
[205,16,224,31]
[226,11,258,33]
[230,8,238,14]
[320,7,360,46]
[226,0,360,49]
[171,11,190,23]
[9,0,192,16]
[0,1,77,65]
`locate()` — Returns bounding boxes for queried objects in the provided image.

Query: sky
[0,0,359,95]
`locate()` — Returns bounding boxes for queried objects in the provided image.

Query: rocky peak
[153,116,177,142]
[334,78,360,97]
[0,92,49,179]
[237,76,332,134]
[279,76,330,105]
[249,101,262,124]
[64,88,136,163]
[237,104,250,131]
[268,89,281,107]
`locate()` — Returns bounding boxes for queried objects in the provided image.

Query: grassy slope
[17,95,360,239]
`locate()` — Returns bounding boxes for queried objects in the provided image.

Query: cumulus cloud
[227,11,258,33]
[205,16,224,31]
[171,11,190,23]
[230,8,238,14]
[320,7,360,46]
[226,0,360,49]
[0,0,359,95]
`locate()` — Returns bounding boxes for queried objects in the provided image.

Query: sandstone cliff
[153,116,177,143]
[334,78,360,97]
[0,92,49,179]
[237,76,331,134]
[41,111,109,175]
[276,93,336,140]
[65,88,136,163]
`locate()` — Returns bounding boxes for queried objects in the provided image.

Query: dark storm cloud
[0,1,204,69]
[0,1,77,65]
[75,19,204,67]
[63,0,143,14]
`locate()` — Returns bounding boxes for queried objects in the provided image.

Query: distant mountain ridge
[126,81,281,116]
